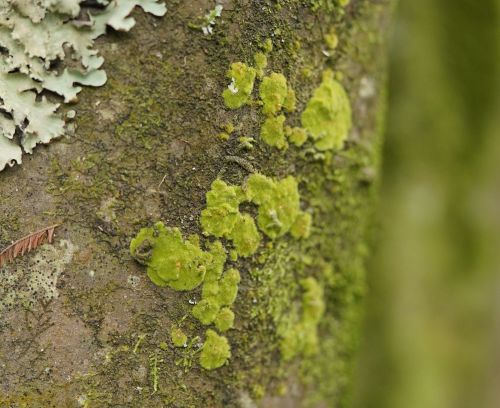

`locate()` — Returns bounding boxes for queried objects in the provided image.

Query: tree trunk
[0,1,390,407]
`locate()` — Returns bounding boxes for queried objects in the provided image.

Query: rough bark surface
[0,1,390,407]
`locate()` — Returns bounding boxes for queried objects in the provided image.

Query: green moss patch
[280,277,325,361]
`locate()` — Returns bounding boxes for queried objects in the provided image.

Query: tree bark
[0,1,390,407]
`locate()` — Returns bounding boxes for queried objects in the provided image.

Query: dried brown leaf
[0,224,61,267]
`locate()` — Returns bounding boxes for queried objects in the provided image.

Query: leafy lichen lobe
[222,62,257,109]
[301,70,352,151]
[200,329,231,370]
[129,222,211,290]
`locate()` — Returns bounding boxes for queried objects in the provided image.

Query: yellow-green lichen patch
[245,174,308,240]
[201,179,245,238]
[193,268,240,326]
[192,298,220,325]
[259,73,288,116]
[280,277,325,361]
[171,326,188,347]
[205,240,227,282]
[285,126,308,147]
[324,32,339,50]
[260,38,273,53]
[254,52,268,79]
[190,268,240,341]
[291,212,313,239]
[201,180,260,257]
[301,70,352,151]
[283,87,297,113]
[217,268,241,306]
[222,62,257,109]
[260,115,287,149]
[217,122,235,141]
[130,222,211,290]
[214,307,235,332]
[231,214,261,257]
[200,329,231,370]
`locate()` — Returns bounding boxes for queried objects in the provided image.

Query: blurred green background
[352,0,500,407]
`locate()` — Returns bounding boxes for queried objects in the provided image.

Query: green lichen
[324,31,339,50]
[201,179,244,238]
[260,38,273,53]
[171,327,187,347]
[217,122,235,141]
[129,222,211,290]
[192,298,220,325]
[259,73,288,116]
[222,62,257,109]
[238,136,255,150]
[283,87,297,113]
[217,268,241,305]
[245,174,307,240]
[285,126,308,147]
[193,268,240,326]
[201,174,310,244]
[291,212,313,239]
[205,241,227,282]
[280,277,325,361]
[260,115,287,149]
[199,329,231,370]
[254,52,268,79]
[201,179,260,257]
[301,70,352,151]
[214,307,235,332]
[231,214,261,257]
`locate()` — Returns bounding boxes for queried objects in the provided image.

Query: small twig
[0,224,61,267]
[158,173,168,188]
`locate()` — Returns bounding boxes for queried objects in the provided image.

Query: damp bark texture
[0,1,390,407]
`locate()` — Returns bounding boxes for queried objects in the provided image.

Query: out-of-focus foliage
[353,0,500,408]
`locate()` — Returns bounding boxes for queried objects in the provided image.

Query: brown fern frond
[0,224,61,267]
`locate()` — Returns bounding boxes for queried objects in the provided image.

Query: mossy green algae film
[280,277,325,361]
